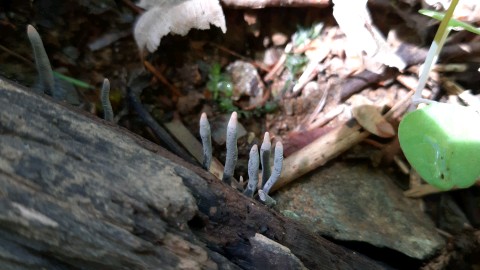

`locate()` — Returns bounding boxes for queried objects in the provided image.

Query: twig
[301,82,329,129]
[122,0,144,14]
[0,44,33,66]
[127,85,197,165]
[264,43,292,82]
[143,60,182,99]
[210,42,270,72]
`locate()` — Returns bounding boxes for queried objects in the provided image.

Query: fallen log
[0,77,387,269]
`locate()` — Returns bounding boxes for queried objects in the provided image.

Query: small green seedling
[207,63,237,112]
[398,0,480,190]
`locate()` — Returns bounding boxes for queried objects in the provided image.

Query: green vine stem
[412,0,459,103]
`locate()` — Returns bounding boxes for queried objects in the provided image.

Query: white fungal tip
[275,141,283,152]
[251,144,258,154]
[261,132,271,149]
[229,111,237,123]
[200,112,209,127]
[263,132,270,143]
[227,112,238,132]
[27,25,40,41]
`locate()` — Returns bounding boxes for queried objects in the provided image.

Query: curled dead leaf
[352,104,395,138]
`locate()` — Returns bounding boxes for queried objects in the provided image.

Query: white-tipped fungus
[199,112,212,170]
[260,132,271,188]
[244,144,259,197]
[259,141,283,206]
[222,112,238,184]
[27,25,55,97]
[101,79,114,122]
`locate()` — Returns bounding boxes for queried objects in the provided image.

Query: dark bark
[0,77,387,269]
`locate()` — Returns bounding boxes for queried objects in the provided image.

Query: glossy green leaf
[398,103,480,190]
[419,9,480,36]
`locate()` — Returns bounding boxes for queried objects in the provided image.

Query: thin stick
[0,44,33,65]
[210,42,270,72]
[143,60,181,98]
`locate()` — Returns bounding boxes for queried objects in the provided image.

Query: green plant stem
[53,72,95,90]
[413,0,459,102]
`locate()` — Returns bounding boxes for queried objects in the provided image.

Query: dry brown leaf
[352,105,395,138]
[332,0,406,70]
[134,0,226,53]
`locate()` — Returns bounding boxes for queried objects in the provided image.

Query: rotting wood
[0,77,388,269]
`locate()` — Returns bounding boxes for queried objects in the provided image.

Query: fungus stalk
[199,113,212,170]
[259,141,283,206]
[222,112,238,185]
[260,132,271,188]
[101,79,114,122]
[27,25,55,97]
[244,144,259,197]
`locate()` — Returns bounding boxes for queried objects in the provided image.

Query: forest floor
[1,0,479,269]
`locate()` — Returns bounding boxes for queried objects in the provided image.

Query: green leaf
[419,9,480,35]
[53,71,95,90]
[398,103,480,190]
